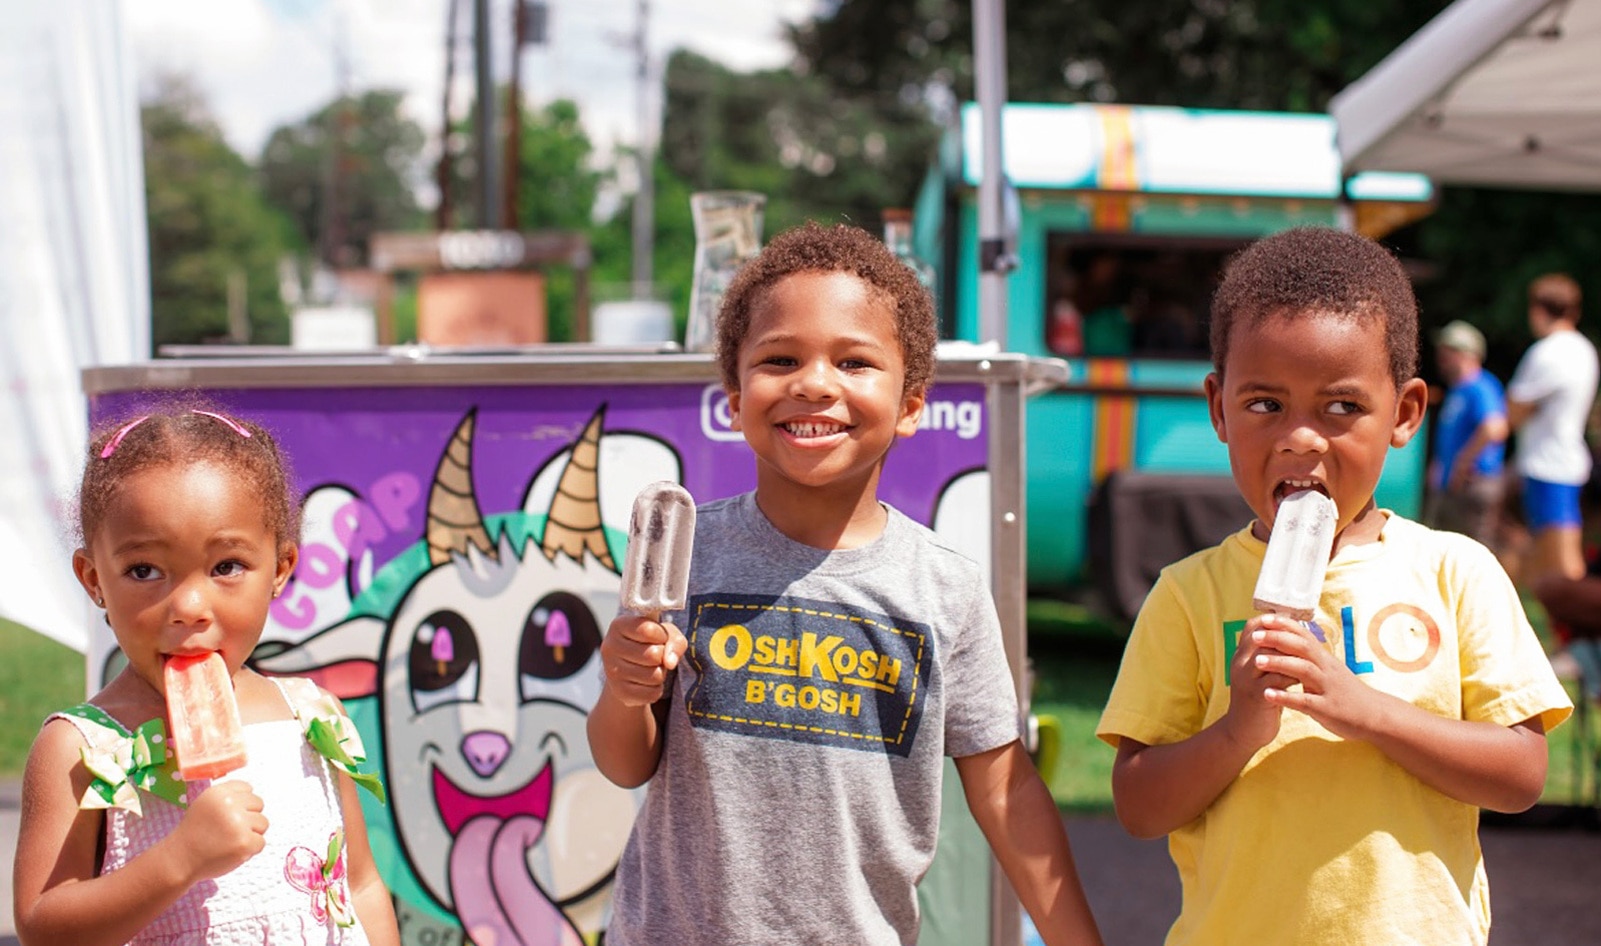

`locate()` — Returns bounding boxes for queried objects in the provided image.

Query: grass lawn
[0,619,87,778]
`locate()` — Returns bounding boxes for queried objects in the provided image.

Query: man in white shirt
[1507,272,1599,584]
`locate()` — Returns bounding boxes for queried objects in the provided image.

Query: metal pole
[974,0,1013,347]
[503,0,527,231]
[436,0,459,231]
[473,0,499,230]
[973,10,1022,946]
[631,0,654,300]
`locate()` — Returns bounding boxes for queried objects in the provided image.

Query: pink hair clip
[98,410,252,459]
[190,410,253,438]
[99,416,150,458]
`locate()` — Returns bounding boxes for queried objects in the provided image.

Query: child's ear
[726,386,743,433]
[274,545,300,598]
[1204,372,1228,442]
[1390,377,1430,448]
[896,385,927,438]
[72,548,101,605]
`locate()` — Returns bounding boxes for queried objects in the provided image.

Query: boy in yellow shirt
[1097,227,1571,945]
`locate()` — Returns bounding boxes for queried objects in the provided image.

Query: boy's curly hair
[714,221,937,393]
[78,398,301,559]
[1210,226,1418,386]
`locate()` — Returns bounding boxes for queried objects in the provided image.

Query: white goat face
[381,532,625,910]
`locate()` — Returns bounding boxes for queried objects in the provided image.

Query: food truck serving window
[1043,233,1246,360]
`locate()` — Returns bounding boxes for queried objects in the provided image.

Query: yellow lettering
[797,686,821,710]
[799,633,843,682]
[875,655,902,687]
[775,683,797,708]
[754,635,777,666]
[858,651,878,680]
[831,645,859,677]
[774,637,799,668]
[710,624,753,671]
[837,690,861,717]
[745,679,766,704]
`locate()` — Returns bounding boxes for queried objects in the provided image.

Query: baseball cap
[1434,320,1486,359]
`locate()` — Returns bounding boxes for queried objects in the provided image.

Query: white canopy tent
[0,0,149,651]
[1330,0,1601,190]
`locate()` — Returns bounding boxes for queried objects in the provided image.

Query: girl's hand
[1221,613,1299,752]
[1252,619,1380,742]
[168,780,269,882]
[600,614,688,708]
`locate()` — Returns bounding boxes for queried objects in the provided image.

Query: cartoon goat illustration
[258,407,644,945]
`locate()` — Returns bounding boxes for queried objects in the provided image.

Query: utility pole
[473,0,499,229]
[503,0,527,230]
[436,0,460,231]
[630,0,654,300]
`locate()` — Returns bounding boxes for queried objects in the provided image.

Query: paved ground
[2,781,1598,945]
[1066,808,1601,945]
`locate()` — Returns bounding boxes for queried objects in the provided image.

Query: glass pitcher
[685,191,765,352]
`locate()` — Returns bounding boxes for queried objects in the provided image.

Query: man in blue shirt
[1426,320,1509,548]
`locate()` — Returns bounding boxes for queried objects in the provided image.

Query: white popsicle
[619,481,696,617]
[1252,489,1337,621]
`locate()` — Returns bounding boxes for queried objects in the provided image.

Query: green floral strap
[279,679,387,806]
[58,704,186,815]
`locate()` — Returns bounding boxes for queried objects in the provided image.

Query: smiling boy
[590,222,1102,946]
[1096,227,1571,946]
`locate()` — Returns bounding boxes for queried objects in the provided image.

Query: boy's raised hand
[1251,616,1379,741]
[600,613,688,708]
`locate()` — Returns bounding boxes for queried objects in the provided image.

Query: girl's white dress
[51,677,374,945]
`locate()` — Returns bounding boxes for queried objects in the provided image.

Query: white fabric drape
[0,0,148,651]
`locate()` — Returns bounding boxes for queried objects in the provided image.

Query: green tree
[659,50,940,233]
[258,89,427,267]
[512,99,602,231]
[790,0,1447,112]
[510,99,609,340]
[142,75,299,350]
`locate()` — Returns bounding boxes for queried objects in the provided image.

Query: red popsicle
[164,652,248,780]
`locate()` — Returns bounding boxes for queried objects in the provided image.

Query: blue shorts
[1522,477,1584,530]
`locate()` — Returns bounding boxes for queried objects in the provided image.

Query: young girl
[12,406,401,946]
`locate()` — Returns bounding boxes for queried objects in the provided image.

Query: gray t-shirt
[607,492,1021,946]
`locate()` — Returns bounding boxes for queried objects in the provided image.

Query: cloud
[124,0,813,162]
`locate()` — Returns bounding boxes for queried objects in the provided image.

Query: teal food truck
[914,102,1435,615]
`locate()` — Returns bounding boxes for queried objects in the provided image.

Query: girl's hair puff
[714,221,938,394]
[77,399,301,559]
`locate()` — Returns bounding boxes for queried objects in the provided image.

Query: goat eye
[409,611,480,711]
[519,592,602,692]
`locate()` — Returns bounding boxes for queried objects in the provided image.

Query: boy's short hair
[1209,226,1418,386]
[1529,272,1582,323]
[715,221,937,394]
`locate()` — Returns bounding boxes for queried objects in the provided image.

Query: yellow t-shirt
[1097,513,1571,946]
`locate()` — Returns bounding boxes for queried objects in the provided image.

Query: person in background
[1424,319,1508,548]
[1535,561,1601,702]
[1507,272,1598,584]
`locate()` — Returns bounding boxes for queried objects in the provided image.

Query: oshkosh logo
[685,594,931,756]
